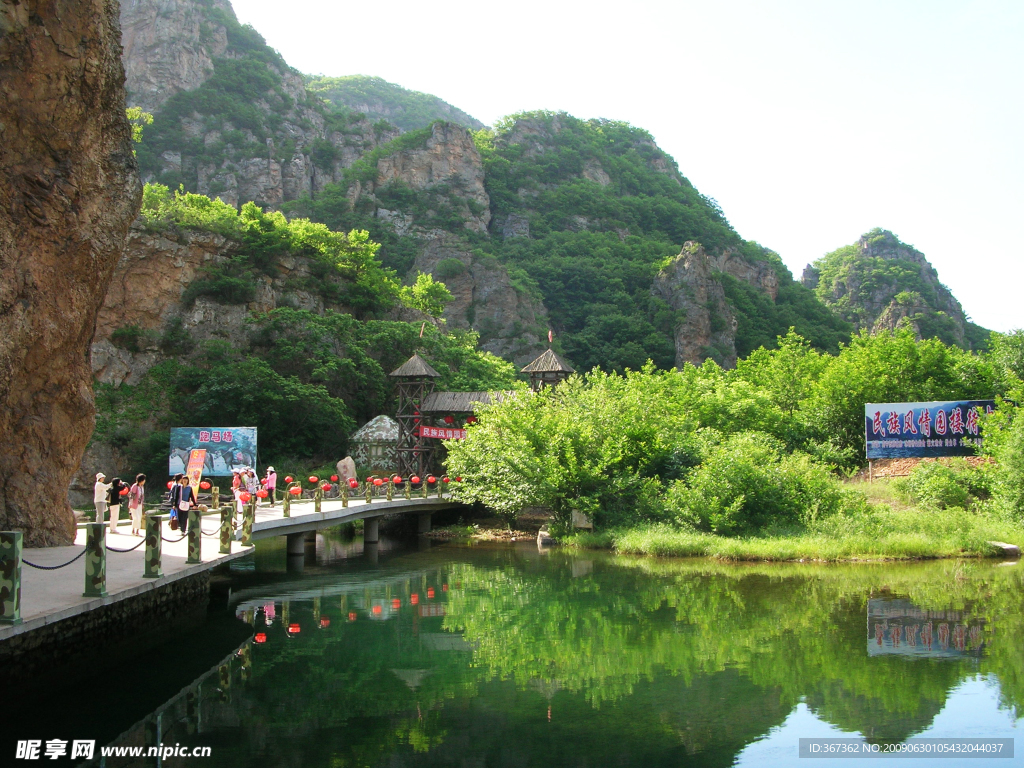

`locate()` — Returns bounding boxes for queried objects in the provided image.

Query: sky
[231,0,1023,333]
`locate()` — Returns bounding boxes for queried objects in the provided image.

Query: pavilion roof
[420,390,517,413]
[389,353,441,378]
[520,348,575,374]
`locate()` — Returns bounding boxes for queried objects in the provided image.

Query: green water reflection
[106,545,1024,765]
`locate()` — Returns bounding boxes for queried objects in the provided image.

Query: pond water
[16,534,1024,766]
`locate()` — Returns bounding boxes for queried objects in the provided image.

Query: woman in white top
[94,473,111,523]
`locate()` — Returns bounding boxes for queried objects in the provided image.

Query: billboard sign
[416,426,468,440]
[169,427,257,476]
[865,401,995,459]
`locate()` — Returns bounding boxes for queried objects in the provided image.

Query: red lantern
[348,611,357,621]
[442,583,448,592]
[240,492,251,503]
[287,623,301,634]
[167,481,174,489]
[319,617,331,629]
[254,632,267,643]
[330,474,339,482]
[200,481,211,490]
[411,593,419,605]
[308,476,319,484]
[256,489,268,498]
[393,475,403,484]
[285,475,293,483]
[411,476,421,484]
[372,604,382,615]
[391,598,401,610]
[442,476,450,483]
[444,415,454,425]
[348,478,358,489]
[320,483,331,492]
[427,587,435,599]
[427,475,436,484]
[119,486,130,496]
[373,478,383,487]
[456,476,463,482]
[467,416,477,423]
[289,487,301,496]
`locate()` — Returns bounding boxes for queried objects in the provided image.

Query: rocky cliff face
[0,0,141,545]
[121,0,232,113]
[652,243,782,369]
[412,236,548,366]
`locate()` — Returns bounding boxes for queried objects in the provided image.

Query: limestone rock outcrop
[652,243,740,369]
[0,0,141,544]
[412,236,548,366]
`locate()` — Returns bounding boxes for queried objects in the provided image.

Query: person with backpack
[106,477,128,534]
[175,476,195,535]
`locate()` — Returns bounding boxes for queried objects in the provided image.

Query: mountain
[306,75,485,132]
[804,229,990,350]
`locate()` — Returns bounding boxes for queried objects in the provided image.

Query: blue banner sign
[865,401,995,459]
[169,427,257,476]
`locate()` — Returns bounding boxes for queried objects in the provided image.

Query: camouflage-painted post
[83,522,107,597]
[241,500,254,546]
[144,712,162,768]
[144,515,163,578]
[219,506,232,554]
[187,507,201,564]
[314,486,322,515]
[0,531,23,624]
[421,482,428,500]
[365,482,372,504]
[341,486,348,508]
[282,490,291,518]
[404,482,411,501]
[186,688,198,735]
[239,642,252,683]
[386,482,393,502]
[212,486,220,509]
[218,662,231,702]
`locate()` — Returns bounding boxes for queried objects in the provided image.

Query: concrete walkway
[0,522,252,642]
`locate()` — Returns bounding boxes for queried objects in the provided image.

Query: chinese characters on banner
[185,449,206,490]
[864,401,996,459]
[415,426,468,440]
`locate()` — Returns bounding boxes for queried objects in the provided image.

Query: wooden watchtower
[389,353,441,478]
[520,348,575,392]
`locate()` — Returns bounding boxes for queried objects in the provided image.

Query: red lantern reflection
[254,632,267,643]
[411,593,419,605]
[287,623,301,634]
[348,612,357,621]
[427,587,435,599]
[372,605,382,615]
[320,617,330,628]
[391,598,401,610]
[442,583,449,592]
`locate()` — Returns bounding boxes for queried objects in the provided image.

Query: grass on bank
[563,495,1024,561]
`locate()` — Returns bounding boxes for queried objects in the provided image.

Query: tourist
[107,477,127,534]
[176,476,195,535]
[168,472,184,530]
[244,468,259,507]
[264,465,277,507]
[233,483,245,526]
[231,469,241,493]
[93,472,111,524]
[128,473,146,536]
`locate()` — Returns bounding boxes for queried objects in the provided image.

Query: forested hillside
[805,229,989,350]
[306,75,485,132]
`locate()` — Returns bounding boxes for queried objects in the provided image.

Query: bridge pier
[417,512,432,535]
[286,532,305,556]
[364,517,379,543]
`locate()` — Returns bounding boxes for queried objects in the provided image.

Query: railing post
[242,499,254,546]
[145,515,163,578]
[386,481,393,502]
[187,507,202,564]
[219,506,232,554]
[212,486,220,509]
[364,482,372,504]
[282,489,290,517]
[83,522,107,597]
[341,484,349,508]
[314,485,322,515]
[421,481,428,500]
[404,482,411,501]
[0,531,24,625]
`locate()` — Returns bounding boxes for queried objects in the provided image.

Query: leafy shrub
[434,258,466,280]
[893,459,990,510]
[666,431,850,534]
[110,325,154,353]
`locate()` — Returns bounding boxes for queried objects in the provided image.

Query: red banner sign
[416,426,467,440]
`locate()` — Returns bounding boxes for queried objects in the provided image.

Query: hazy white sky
[232,0,1022,333]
